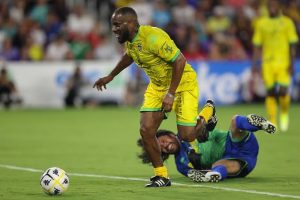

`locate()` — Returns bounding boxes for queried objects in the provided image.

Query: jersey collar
[130,26,140,43]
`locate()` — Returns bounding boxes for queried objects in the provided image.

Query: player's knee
[278,87,288,96]
[179,132,194,142]
[267,88,276,96]
[139,125,155,139]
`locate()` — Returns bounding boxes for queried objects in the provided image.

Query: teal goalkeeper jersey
[175,129,228,176]
[197,129,227,169]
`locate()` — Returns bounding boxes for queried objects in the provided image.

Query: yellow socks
[198,105,213,123]
[265,96,277,126]
[279,95,290,131]
[279,95,290,115]
[154,166,168,178]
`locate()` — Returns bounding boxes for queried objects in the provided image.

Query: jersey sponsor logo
[161,42,173,54]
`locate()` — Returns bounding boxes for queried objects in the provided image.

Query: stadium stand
[1,0,299,61]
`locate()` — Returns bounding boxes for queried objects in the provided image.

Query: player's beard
[118,28,130,44]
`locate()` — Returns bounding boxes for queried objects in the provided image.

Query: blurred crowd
[1,0,300,62]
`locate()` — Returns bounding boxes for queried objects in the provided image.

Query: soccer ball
[40,167,69,195]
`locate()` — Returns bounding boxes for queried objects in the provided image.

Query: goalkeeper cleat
[205,171,221,183]
[187,169,209,182]
[205,99,218,132]
[207,115,218,132]
[205,99,216,115]
[145,176,171,187]
[247,114,276,134]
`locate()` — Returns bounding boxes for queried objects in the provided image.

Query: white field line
[1,164,300,199]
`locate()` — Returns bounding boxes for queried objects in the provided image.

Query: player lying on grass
[137,103,276,183]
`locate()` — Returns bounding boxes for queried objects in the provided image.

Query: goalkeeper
[137,102,276,182]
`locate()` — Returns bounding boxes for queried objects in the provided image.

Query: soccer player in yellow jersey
[252,0,298,132]
[93,7,214,187]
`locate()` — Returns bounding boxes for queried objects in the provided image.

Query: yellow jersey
[252,15,298,67]
[125,25,197,92]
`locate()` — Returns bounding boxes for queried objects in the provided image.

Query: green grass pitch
[0,104,300,200]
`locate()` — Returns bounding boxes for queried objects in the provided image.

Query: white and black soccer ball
[40,167,69,195]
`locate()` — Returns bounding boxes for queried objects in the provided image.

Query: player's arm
[252,46,261,73]
[287,18,298,75]
[252,20,262,74]
[289,44,297,75]
[162,53,186,112]
[169,53,186,95]
[174,142,193,177]
[93,53,133,91]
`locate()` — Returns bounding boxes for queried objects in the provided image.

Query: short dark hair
[114,7,138,18]
[137,130,176,164]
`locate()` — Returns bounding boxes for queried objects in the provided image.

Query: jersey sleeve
[174,142,193,177]
[147,29,180,63]
[286,18,299,44]
[252,20,262,46]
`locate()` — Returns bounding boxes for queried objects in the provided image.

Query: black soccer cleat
[247,114,276,134]
[145,176,171,187]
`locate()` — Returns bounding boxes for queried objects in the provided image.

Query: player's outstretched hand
[93,75,114,91]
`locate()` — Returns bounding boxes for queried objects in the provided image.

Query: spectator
[152,0,171,28]
[206,6,232,36]
[173,25,189,52]
[64,63,88,107]
[94,35,120,60]
[183,27,207,60]
[9,0,26,24]
[29,0,49,25]
[44,11,63,43]
[87,23,103,50]
[66,4,95,38]
[22,36,43,61]
[12,17,33,50]
[69,34,92,60]
[124,66,147,106]
[172,0,196,26]
[45,34,73,61]
[0,38,20,61]
[233,9,253,56]
[30,20,46,46]
[209,32,247,60]
[130,0,153,25]
[1,17,18,39]
[0,66,22,108]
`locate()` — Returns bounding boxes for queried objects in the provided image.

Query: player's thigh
[140,111,164,136]
[140,85,165,135]
[174,87,198,127]
[276,66,291,88]
[263,65,290,89]
[262,65,276,89]
[140,84,164,112]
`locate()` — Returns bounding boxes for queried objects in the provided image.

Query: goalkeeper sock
[154,166,168,178]
[236,115,259,132]
[212,165,227,180]
[198,106,213,123]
